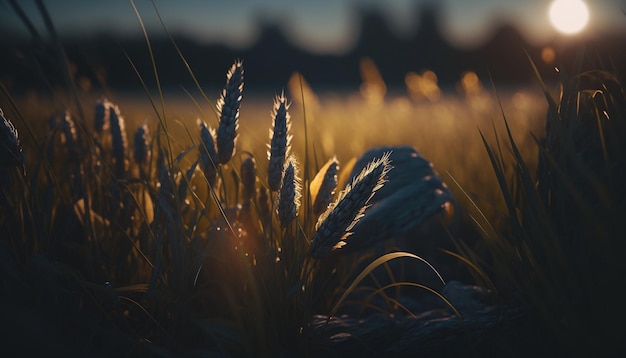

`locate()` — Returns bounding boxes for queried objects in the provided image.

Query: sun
[549,0,590,34]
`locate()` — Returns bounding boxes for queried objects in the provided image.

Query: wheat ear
[267,92,291,191]
[0,108,23,168]
[133,122,151,165]
[109,103,128,178]
[94,98,109,134]
[198,120,219,187]
[61,110,79,165]
[276,155,302,227]
[216,60,243,165]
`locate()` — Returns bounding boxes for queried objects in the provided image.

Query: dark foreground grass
[2,2,626,357]
[458,67,626,357]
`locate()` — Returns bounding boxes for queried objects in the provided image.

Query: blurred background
[1,0,626,95]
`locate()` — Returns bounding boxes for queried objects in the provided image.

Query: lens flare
[549,0,589,35]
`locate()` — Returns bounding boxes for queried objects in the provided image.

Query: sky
[2,0,626,54]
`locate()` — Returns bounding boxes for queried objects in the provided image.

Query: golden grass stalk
[311,152,391,258]
[216,60,243,165]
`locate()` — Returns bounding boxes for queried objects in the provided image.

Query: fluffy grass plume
[311,151,391,258]
[216,60,243,165]
[267,92,292,192]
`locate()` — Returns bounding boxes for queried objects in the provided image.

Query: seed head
[61,110,79,164]
[267,92,291,191]
[216,60,243,165]
[310,152,392,258]
[94,98,109,134]
[0,108,24,168]
[241,155,257,202]
[133,123,151,165]
[276,155,301,227]
[109,103,128,178]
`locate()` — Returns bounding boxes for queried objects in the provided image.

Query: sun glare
[549,0,589,34]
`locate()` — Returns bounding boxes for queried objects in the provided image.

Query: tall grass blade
[330,252,445,317]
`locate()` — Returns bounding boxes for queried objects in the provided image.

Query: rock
[309,281,525,358]
[324,145,461,291]
[345,145,456,253]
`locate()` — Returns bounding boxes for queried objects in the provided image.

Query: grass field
[9,71,549,227]
[2,3,626,357]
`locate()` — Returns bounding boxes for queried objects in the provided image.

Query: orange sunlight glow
[549,0,589,35]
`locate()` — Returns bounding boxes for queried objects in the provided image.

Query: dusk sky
[2,0,626,54]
